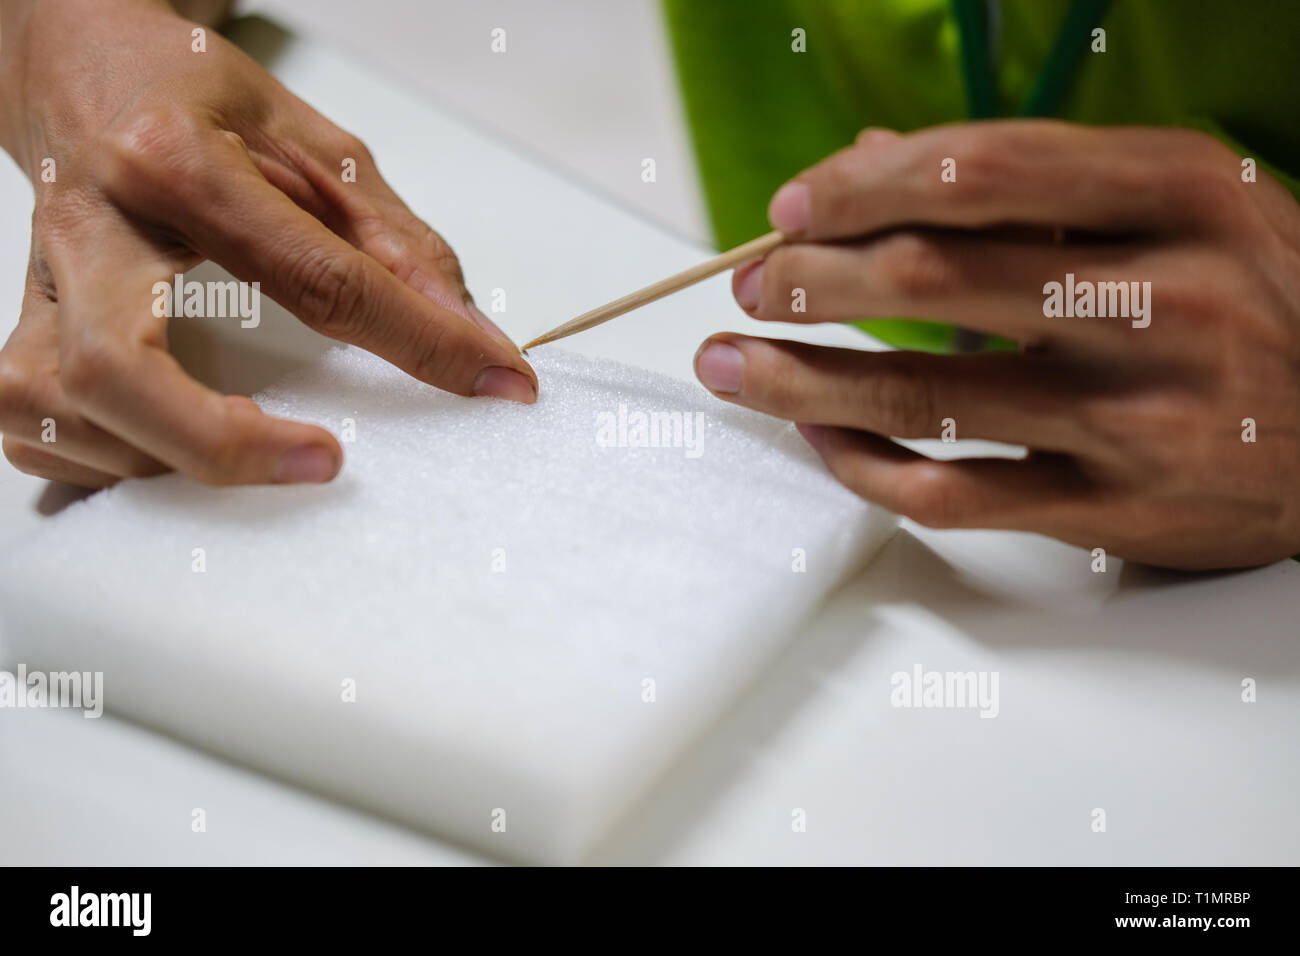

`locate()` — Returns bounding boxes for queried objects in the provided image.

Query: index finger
[100,115,536,403]
[773,121,1231,241]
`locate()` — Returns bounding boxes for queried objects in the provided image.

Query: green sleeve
[662,0,1300,352]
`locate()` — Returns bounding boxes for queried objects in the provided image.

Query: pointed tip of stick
[521,332,557,352]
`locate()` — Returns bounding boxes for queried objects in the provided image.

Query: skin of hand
[695,122,1300,570]
[0,0,537,489]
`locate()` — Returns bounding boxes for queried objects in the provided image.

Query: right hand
[0,0,537,489]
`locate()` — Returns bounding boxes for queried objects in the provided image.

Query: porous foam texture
[0,347,895,862]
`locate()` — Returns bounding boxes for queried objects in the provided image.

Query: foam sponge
[0,347,895,862]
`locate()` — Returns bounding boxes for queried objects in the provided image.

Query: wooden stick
[521,230,786,351]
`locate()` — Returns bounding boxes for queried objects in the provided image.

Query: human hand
[695,122,1300,569]
[0,0,536,488]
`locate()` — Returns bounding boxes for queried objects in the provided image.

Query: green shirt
[664,0,1300,350]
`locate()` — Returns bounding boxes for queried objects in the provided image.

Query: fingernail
[769,181,810,234]
[735,262,764,311]
[796,422,824,450]
[695,342,744,394]
[276,445,338,483]
[474,366,537,403]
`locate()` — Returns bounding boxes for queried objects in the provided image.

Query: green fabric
[663,0,1300,351]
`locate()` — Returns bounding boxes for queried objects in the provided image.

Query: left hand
[694,122,1300,570]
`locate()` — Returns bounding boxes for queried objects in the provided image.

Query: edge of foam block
[0,349,898,863]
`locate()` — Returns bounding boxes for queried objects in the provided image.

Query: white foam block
[0,347,895,862]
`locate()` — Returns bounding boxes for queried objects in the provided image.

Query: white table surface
[1,17,1296,866]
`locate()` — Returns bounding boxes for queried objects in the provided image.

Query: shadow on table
[587,526,1297,863]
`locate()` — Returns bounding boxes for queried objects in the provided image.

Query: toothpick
[521,230,786,351]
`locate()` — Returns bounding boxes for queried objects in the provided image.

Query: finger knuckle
[855,127,900,149]
[819,445,871,499]
[1171,127,1237,170]
[760,246,813,317]
[1095,157,1159,212]
[285,247,372,337]
[1155,272,1218,329]
[1152,134,1248,225]
[216,129,250,157]
[187,425,253,486]
[901,462,962,528]
[28,247,59,300]
[752,361,803,417]
[426,230,461,269]
[1163,162,1240,223]
[100,107,204,201]
[59,335,126,407]
[949,128,1011,193]
[863,358,937,435]
[423,229,467,288]
[0,356,36,422]
[878,232,957,301]
[189,448,243,486]
[1080,390,1189,471]
[337,130,374,167]
[408,320,454,385]
[817,149,859,198]
[808,148,866,227]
